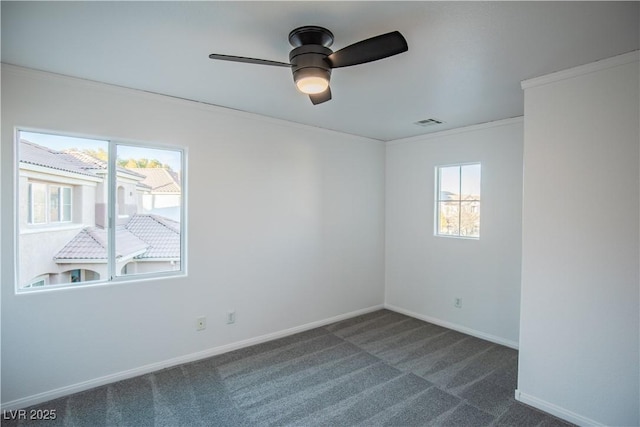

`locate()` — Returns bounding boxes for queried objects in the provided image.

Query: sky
[20,131,182,172]
[440,164,481,197]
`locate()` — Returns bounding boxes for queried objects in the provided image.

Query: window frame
[14,128,188,293]
[24,275,48,289]
[434,162,481,239]
[107,139,187,285]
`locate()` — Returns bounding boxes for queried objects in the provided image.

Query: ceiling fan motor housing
[288,26,334,48]
[289,44,333,90]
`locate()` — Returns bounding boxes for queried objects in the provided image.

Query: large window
[17,130,186,291]
[436,163,481,238]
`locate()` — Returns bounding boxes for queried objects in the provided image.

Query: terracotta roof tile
[20,140,147,180]
[126,168,181,193]
[19,140,101,178]
[54,215,180,262]
[125,214,181,259]
[54,227,149,261]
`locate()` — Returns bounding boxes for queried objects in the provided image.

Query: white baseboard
[384,304,519,349]
[515,389,604,427]
[1,304,384,411]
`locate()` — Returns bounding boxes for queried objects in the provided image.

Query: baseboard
[515,389,604,427]
[384,304,519,349]
[1,304,384,411]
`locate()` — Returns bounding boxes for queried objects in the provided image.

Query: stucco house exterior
[127,167,181,220]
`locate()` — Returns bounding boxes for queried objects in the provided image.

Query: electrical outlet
[197,316,206,331]
[227,310,236,324]
[454,298,462,308]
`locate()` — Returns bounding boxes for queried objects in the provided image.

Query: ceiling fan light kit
[295,72,330,95]
[209,25,408,105]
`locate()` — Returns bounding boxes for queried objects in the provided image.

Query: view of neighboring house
[18,139,182,289]
[126,167,181,221]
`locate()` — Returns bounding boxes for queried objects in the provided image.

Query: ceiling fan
[209,26,408,105]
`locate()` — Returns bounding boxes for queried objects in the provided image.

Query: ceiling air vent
[414,118,444,127]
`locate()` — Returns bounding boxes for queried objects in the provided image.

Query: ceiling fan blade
[326,31,408,69]
[208,53,291,67]
[309,87,332,105]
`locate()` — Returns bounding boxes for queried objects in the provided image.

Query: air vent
[414,118,444,127]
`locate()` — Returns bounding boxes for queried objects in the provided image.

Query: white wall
[385,118,524,347]
[517,52,639,426]
[0,65,385,407]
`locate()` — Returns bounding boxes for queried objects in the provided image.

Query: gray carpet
[3,310,574,426]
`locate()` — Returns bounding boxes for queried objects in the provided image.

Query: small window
[436,163,481,238]
[70,269,81,283]
[25,274,48,288]
[28,183,72,224]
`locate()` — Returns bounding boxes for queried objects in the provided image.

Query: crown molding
[386,116,523,146]
[521,50,639,90]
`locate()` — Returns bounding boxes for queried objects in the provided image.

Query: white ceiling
[2,1,638,141]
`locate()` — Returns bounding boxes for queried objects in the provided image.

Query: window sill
[435,234,480,240]
[20,223,86,235]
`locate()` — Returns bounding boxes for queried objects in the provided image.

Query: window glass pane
[438,201,460,236]
[115,144,183,278]
[439,166,460,200]
[460,201,480,237]
[50,186,60,222]
[70,269,81,283]
[29,183,47,224]
[461,164,481,200]
[18,130,108,289]
[62,187,72,221]
[84,270,99,281]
